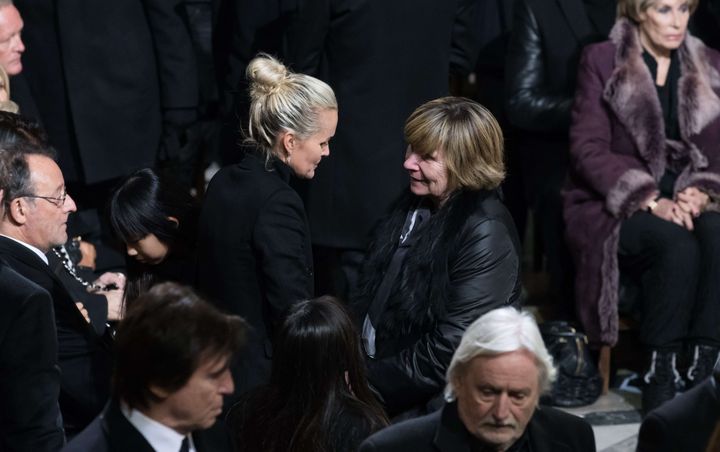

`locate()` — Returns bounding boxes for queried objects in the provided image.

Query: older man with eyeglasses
[0,143,115,438]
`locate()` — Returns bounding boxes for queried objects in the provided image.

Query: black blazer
[196,152,313,396]
[0,259,64,452]
[636,376,720,452]
[359,402,596,452]
[63,401,212,452]
[12,0,198,184]
[283,0,481,249]
[0,236,112,433]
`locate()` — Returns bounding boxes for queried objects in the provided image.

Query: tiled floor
[560,389,641,452]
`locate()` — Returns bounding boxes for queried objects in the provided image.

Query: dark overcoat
[12,0,198,184]
[563,18,720,345]
[196,152,313,397]
[62,401,213,452]
[0,259,64,451]
[359,402,596,452]
[0,237,112,432]
[636,375,720,452]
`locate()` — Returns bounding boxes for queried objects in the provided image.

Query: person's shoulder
[582,40,616,63]
[460,190,518,240]
[359,410,440,451]
[0,259,46,296]
[688,34,720,71]
[530,406,595,449]
[62,415,108,452]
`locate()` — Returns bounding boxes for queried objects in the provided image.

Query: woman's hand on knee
[652,198,694,230]
[676,187,709,217]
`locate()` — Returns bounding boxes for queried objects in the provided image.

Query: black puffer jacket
[352,189,521,416]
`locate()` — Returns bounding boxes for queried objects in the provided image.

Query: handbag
[539,321,603,407]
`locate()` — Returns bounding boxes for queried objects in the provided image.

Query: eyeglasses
[20,188,69,207]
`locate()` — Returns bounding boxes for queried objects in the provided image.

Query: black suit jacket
[283,0,481,249]
[636,376,720,452]
[0,236,112,433]
[360,402,596,452]
[196,152,313,397]
[63,401,212,452]
[0,258,64,451]
[12,0,198,184]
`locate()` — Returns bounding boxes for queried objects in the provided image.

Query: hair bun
[247,53,290,97]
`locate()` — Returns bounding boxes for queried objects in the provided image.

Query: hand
[77,240,97,270]
[650,198,694,230]
[75,302,90,323]
[676,186,709,217]
[90,272,126,293]
[104,289,124,321]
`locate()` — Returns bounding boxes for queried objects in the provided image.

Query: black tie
[179,437,190,452]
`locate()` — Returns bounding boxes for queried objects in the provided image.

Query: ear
[166,216,180,228]
[451,371,465,396]
[280,131,297,158]
[148,384,171,400]
[8,197,28,225]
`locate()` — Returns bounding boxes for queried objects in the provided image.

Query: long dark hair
[230,296,388,452]
[108,168,198,302]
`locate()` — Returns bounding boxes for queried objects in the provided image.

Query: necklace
[52,245,104,291]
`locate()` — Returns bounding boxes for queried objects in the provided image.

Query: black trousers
[619,210,720,349]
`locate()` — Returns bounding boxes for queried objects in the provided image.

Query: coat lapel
[103,402,156,452]
[0,236,94,331]
[556,0,593,42]
[433,403,472,452]
[604,18,666,179]
[527,409,573,452]
[677,34,720,137]
[604,18,720,180]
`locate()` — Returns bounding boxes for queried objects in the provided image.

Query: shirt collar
[120,404,195,452]
[0,234,49,265]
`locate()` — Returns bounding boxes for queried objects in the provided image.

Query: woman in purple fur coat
[564,0,720,412]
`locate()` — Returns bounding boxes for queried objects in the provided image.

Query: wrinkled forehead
[0,5,23,39]
[27,155,64,193]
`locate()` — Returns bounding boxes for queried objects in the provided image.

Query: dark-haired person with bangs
[228,296,388,452]
[63,282,247,452]
[352,97,521,418]
[109,168,199,304]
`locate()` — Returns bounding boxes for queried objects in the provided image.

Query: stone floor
[560,388,641,451]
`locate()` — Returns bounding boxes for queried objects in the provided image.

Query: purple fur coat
[563,18,720,346]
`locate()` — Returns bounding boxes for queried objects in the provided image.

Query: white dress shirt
[120,404,196,452]
[0,234,48,265]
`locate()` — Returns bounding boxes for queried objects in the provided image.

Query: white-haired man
[360,307,596,452]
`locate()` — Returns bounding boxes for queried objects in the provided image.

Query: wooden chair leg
[599,345,611,395]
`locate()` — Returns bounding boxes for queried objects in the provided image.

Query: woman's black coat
[353,189,522,415]
[196,152,314,397]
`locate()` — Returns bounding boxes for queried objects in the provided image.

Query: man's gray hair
[444,307,557,401]
[0,1,14,7]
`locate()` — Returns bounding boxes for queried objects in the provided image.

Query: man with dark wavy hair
[64,283,247,452]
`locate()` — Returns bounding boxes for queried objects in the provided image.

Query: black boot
[642,350,680,415]
[686,344,720,388]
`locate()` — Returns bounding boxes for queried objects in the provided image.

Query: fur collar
[353,190,492,338]
[604,18,720,179]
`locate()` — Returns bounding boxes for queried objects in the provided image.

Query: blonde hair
[404,97,505,192]
[246,54,337,158]
[0,65,17,113]
[617,0,697,22]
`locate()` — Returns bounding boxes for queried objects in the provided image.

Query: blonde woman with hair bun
[197,53,337,397]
